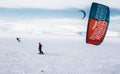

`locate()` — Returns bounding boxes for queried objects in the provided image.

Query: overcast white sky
[0,0,119,9]
[0,0,120,34]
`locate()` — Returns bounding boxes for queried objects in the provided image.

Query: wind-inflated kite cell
[86,2,110,45]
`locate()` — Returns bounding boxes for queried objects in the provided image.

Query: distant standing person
[16,37,21,42]
[38,42,44,54]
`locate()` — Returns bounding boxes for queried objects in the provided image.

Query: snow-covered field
[0,17,120,74]
[0,34,120,74]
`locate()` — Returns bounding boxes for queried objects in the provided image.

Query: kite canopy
[89,2,110,23]
[86,2,110,45]
[78,10,86,19]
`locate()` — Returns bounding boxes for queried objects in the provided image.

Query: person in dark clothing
[16,37,21,42]
[38,42,44,54]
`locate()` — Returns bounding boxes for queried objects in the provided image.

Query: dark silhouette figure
[16,37,21,42]
[38,42,44,54]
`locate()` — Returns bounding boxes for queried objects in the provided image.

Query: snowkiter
[16,37,21,42]
[38,42,44,54]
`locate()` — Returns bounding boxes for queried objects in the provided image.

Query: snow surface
[0,18,120,74]
[0,18,119,38]
[0,34,120,74]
